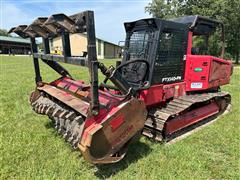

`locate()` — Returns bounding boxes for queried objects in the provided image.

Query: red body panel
[162,83,186,101]
[184,32,232,92]
[139,82,186,107]
[139,85,164,106]
[165,102,219,135]
[184,55,232,91]
[51,77,126,130]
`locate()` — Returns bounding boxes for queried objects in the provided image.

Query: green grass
[0,56,239,179]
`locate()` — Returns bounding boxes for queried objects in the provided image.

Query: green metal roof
[0,36,30,44]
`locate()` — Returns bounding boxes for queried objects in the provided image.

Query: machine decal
[191,82,203,89]
[162,76,182,82]
[194,67,203,72]
[111,125,134,147]
[110,114,125,132]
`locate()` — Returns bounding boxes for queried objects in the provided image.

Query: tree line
[145,0,240,64]
[0,29,11,37]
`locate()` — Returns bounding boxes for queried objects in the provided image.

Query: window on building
[98,40,101,56]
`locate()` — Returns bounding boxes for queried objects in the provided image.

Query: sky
[0,0,152,44]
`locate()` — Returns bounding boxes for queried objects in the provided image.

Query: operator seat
[121,60,148,86]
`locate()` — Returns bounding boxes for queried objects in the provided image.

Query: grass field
[0,56,239,179]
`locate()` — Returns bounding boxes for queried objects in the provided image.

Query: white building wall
[52,34,118,59]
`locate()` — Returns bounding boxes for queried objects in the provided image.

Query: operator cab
[121,18,188,87]
[119,15,224,90]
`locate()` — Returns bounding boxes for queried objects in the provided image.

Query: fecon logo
[162,76,182,82]
[111,125,133,147]
[194,67,203,72]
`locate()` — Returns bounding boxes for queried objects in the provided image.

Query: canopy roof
[0,36,30,44]
[171,15,223,35]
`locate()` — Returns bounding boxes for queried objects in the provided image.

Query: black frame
[9,11,100,115]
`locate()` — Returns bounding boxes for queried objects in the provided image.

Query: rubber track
[31,95,85,149]
[142,91,231,141]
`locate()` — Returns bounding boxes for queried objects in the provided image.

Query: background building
[0,36,31,55]
[51,33,122,59]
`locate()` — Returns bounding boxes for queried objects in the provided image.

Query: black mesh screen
[152,28,187,84]
[127,30,151,60]
[157,28,185,63]
[121,30,152,85]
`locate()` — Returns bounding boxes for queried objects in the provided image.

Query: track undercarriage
[143,91,231,142]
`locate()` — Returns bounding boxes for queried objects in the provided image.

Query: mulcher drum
[31,94,85,149]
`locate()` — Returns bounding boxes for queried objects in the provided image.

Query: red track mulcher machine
[9,11,233,164]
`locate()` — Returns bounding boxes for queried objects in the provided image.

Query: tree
[38,42,44,50]
[146,0,240,64]
[0,29,10,36]
[145,0,181,18]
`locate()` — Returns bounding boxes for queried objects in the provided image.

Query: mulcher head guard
[9,11,147,164]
